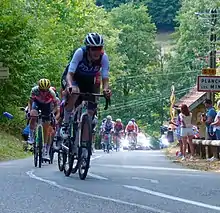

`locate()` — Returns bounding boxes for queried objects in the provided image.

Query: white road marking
[26,170,170,213]
[124,185,220,211]
[88,172,108,180]
[131,177,159,184]
[95,164,198,172]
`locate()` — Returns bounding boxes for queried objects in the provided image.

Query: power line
[114,70,200,82]
[108,86,194,109]
[99,87,194,113]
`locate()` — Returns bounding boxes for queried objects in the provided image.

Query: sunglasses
[90,46,103,51]
[40,89,49,92]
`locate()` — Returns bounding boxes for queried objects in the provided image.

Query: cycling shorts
[32,100,52,122]
[70,72,100,110]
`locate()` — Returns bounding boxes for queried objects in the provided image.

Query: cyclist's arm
[28,99,33,112]
[101,53,110,90]
[125,125,128,133]
[28,87,37,111]
[49,89,58,114]
[67,48,83,87]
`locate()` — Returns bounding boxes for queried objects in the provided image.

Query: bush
[0,106,27,137]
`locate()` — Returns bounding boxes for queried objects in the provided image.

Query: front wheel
[78,114,92,180]
[34,126,43,168]
[64,138,74,177]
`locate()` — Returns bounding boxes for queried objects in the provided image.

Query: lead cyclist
[64,33,111,146]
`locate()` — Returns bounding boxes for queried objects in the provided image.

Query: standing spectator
[202,99,217,139]
[211,100,220,139]
[179,104,194,161]
[202,99,217,161]
[170,108,183,157]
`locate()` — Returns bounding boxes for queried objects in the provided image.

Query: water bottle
[3,112,14,120]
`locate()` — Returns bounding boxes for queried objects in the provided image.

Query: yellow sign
[170,85,175,121]
[202,68,216,75]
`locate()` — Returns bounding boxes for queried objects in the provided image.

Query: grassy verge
[0,131,30,161]
[165,144,220,172]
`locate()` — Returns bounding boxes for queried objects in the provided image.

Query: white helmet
[106,115,112,120]
[60,127,68,139]
[128,121,133,126]
[84,33,104,47]
[116,118,121,122]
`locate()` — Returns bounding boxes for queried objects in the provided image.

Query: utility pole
[208,8,217,102]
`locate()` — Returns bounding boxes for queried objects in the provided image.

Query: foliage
[147,0,181,30]
[96,0,181,30]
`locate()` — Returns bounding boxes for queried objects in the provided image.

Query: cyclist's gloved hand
[67,86,73,94]
[103,89,112,98]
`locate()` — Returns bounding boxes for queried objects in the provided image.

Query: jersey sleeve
[30,86,38,99]
[101,53,109,79]
[68,48,84,73]
[49,88,58,103]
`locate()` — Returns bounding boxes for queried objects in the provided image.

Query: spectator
[202,99,217,140]
[202,99,217,161]
[211,100,220,139]
[170,108,183,157]
[179,104,194,161]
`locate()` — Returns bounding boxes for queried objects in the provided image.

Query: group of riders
[99,115,139,150]
[22,32,133,160]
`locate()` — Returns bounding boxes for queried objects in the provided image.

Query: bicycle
[128,132,136,151]
[115,132,122,152]
[31,111,53,168]
[103,131,111,153]
[64,90,110,180]
[63,112,78,176]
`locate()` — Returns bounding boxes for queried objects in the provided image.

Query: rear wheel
[58,150,66,171]
[49,143,54,164]
[33,142,38,167]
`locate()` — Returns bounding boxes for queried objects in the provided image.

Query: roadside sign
[197,75,220,92]
[202,68,216,75]
[0,67,9,79]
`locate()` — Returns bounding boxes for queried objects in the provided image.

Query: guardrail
[192,139,220,159]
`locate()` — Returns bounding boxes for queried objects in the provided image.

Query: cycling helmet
[116,118,121,122]
[128,121,133,126]
[38,79,51,90]
[131,118,135,122]
[84,33,104,47]
[60,127,68,139]
[106,115,112,120]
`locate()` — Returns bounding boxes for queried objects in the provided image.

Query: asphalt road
[1,149,220,213]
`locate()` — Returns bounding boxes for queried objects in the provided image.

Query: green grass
[0,131,30,161]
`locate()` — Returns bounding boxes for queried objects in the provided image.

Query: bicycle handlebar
[68,87,111,110]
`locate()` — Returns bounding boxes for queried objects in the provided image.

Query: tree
[96,0,181,31]
[100,3,165,135]
[147,0,181,30]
